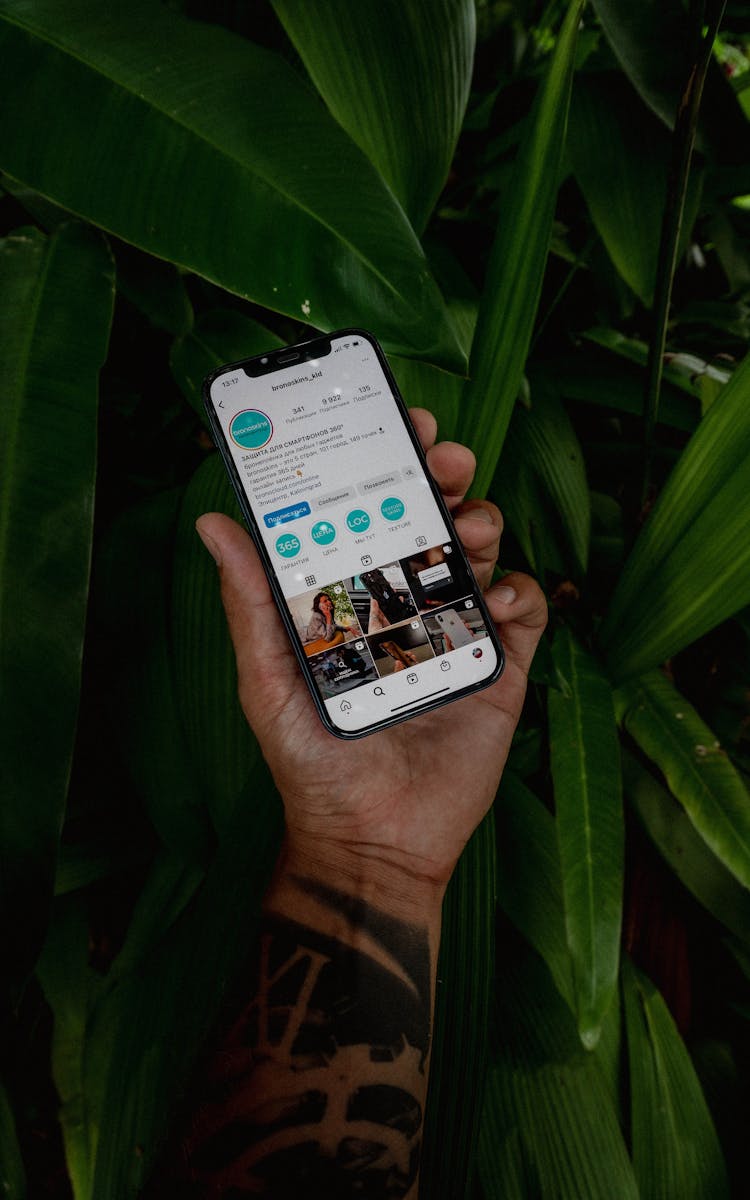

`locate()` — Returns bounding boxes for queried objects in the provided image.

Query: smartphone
[203,328,504,737]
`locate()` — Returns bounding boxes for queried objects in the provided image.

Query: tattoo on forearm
[179,877,431,1197]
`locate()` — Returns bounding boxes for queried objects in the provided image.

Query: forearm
[182,838,444,1198]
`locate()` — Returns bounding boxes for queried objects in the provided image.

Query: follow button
[264,501,311,528]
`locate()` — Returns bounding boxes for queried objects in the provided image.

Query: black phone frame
[202,327,505,740]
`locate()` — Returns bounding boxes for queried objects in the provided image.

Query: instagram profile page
[209,333,498,731]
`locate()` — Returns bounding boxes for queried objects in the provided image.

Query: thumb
[195,512,299,711]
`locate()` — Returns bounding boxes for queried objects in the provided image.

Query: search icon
[373,686,385,697]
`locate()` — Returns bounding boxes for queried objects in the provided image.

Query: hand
[196,409,547,900]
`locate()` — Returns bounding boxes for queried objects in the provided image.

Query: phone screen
[205,330,502,734]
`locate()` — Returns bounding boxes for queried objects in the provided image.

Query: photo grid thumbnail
[288,541,484,700]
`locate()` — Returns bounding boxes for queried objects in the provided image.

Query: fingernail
[495,585,517,604]
[196,520,222,566]
[462,508,494,524]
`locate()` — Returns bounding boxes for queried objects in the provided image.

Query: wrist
[275,831,447,923]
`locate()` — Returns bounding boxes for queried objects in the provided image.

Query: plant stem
[641,0,727,504]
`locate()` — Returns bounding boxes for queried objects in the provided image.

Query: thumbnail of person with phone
[164,410,547,1198]
[306,591,350,645]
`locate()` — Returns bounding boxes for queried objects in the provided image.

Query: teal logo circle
[229,408,273,450]
[275,533,301,558]
[380,496,405,521]
[310,520,337,546]
[346,508,371,533]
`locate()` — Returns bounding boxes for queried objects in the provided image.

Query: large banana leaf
[549,628,624,1048]
[421,809,496,1199]
[600,352,750,677]
[0,222,113,998]
[115,244,193,336]
[170,310,283,422]
[389,354,463,444]
[591,0,749,160]
[622,751,750,943]
[0,0,463,369]
[479,949,638,1200]
[616,671,750,889]
[622,955,730,1200]
[461,0,584,498]
[272,0,475,234]
[39,777,282,1200]
[48,456,283,1198]
[568,72,703,306]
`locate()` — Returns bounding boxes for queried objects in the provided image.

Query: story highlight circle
[275,533,301,558]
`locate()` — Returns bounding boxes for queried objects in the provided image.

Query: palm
[239,640,531,882]
[200,410,547,887]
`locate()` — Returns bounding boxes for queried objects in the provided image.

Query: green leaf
[421,809,496,1199]
[89,782,282,1200]
[54,841,149,897]
[622,955,730,1200]
[115,244,192,336]
[461,0,584,497]
[622,750,750,943]
[600,351,750,677]
[0,222,114,997]
[0,0,463,369]
[272,0,475,234]
[479,949,638,1200]
[549,627,624,1048]
[170,309,283,421]
[0,1078,25,1200]
[493,378,590,576]
[496,773,574,1009]
[104,849,205,986]
[36,897,103,1200]
[616,672,750,890]
[568,72,703,306]
[94,488,210,859]
[171,455,265,837]
[591,0,749,160]
[389,353,463,444]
